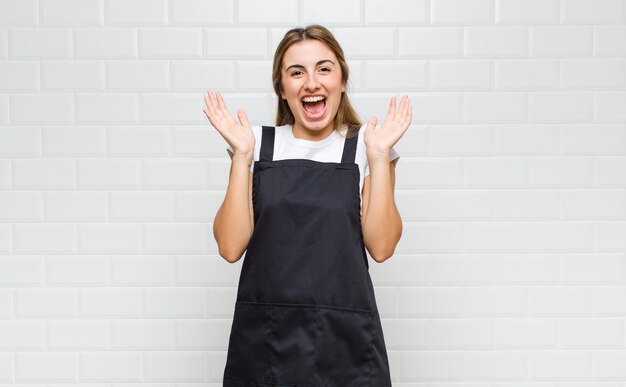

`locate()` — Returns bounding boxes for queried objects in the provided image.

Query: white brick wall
[0,0,625,385]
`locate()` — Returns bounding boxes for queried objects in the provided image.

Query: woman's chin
[297,119,331,132]
[297,108,338,131]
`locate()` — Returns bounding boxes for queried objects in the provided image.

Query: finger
[204,96,219,121]
[366,116,377,131]
[204,92,215,114]
[398,95,408,122]
[406,104,413,126]
[217,92,229,112]
[237,109,250,129]
[386,96,396,120]
[203,106,220,129]
[402,97,411,123]
[211,91,222,113]
[209,91,219,115]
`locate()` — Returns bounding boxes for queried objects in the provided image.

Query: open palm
[203,90,255,156]
[364,95,412,158]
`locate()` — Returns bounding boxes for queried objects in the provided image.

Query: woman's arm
[360,95,410,263]
[203,90,255,264]
[361,157,402,263]
[213,157,254,263]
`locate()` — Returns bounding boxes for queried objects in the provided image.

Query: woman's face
[280,39,346,136]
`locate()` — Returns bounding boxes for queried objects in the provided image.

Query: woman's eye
[290,68,330,76]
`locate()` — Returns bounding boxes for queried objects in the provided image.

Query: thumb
[366,116,377,131]
[237,109,250,129]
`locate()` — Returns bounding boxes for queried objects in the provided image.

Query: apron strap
[340,129,358,164]
[259,126,276,162]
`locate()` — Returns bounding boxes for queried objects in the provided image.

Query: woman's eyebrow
[285,59,335,71]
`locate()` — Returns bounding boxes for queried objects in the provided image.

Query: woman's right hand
[203,90,255,159]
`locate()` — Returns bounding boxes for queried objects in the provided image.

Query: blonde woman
[204,24,411,386]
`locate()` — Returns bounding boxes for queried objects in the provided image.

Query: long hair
[272,25,361,139]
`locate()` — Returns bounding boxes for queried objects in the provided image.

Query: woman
[204,24,411,387]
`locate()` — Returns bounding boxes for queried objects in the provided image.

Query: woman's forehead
[283,40,337,67]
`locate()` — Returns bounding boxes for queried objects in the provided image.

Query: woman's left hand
[364,95,412,161]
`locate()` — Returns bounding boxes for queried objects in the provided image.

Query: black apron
[223,126,392,386]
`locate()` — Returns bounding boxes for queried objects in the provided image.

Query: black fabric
[223,126,392,386]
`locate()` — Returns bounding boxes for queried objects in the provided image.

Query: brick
[364,60,426,90]
[497,0,559,23]
[0,61,39,91]
[432,0,493,24]
[530,222,594,252]
[301,0,360,24]
[16,352,77,381]
[171,0,233,25]
[204,28,266,58]
[140,28,202,58]
[46,321,108,349]
[465,26,527,57]
[108,61,168,90]
[80,352,142,381]
[12,94,73,124]
[237,0,297,24]
[13,224,76,253]
[110,255,172,285]
[78,224,141,253]
[0,256,43,286]
[43,126,106,156]
[431,60,491,90]
[0,0,37,25]
[106,0,167,25]
[0,127,40,156]
[560,59,625,89]
[77,159,140,188]
[107,126,170,156]
[561,0,626,24]
[399,27,462,57]
[10,29,71,58]
[41,0,100,25]
[109,191,172,221]
[495,124,559,154]
[495,59,558,89]
[75,28,136,58]
[530,26,593,56]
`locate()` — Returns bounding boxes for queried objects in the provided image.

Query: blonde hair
[272,24,361,138]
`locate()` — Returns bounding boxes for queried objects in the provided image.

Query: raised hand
[364,95,412,161]
[203,90,255,157]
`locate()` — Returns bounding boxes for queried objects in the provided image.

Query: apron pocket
[315,307,372,385]
[268,304,318,385]
[224,301,272,382]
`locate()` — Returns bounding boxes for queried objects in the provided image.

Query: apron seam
[368,312,374,386]
[236,300,371,314]
[268,305,276,382]
[225,373,312,386]
[311,306,321,386]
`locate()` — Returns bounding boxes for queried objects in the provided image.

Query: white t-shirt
[226,124,400,199]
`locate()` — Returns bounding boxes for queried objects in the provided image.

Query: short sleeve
[225,126,261,174]
[364,147,400,178]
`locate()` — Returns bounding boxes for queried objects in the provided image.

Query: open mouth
[301,96,326,119]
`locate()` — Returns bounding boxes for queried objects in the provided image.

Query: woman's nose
[305,74,320,90]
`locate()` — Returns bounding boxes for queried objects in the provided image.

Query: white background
[1,0,626,385]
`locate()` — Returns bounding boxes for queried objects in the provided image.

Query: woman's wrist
[231,152,253,169]
[366,148,391,165]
